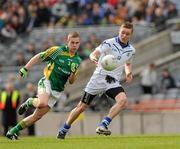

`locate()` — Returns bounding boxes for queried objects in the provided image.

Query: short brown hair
[120,22,134,32]
[67,32,80,39]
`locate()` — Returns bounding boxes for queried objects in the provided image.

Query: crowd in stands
[140,64,178,95]
[0,0,179,42]
[0,0,179,65]
[0,0,180,114]
[11,33,100,67]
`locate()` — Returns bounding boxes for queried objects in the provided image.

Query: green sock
[26,97,34,107]
[9,121,26,134]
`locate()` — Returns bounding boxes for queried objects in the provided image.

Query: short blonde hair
[67,32,80,40]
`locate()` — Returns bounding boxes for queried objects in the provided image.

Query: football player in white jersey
[57,22,135,139]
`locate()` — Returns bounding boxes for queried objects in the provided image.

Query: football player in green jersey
[6,32,82,140]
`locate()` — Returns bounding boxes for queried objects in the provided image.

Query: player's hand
[90,55,98,64]
[126,72,133,83]
[19,67,28,78]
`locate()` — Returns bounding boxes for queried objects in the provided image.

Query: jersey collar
[115,36,129,48]
[65,45,77,57]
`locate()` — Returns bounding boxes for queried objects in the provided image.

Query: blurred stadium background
[0,0,180,137]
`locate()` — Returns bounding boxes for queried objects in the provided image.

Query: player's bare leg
[6,92,50,140]
[107,92,127,119]
[96,92,127,135]
[57,102,88,139]
[18,92,49,115]
[66,102,87,125]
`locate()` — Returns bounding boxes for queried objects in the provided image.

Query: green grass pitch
[1,135,180,149]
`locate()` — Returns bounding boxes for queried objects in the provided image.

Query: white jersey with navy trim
[84,37,136,95]
[95,37,136,81]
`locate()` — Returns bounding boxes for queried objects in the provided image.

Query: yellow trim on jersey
[44,46,59,59]
[60,51,75,57]
[44,62,55,79]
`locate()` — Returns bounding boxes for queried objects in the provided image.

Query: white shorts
[38,78,64,108]
[84,73,121,95]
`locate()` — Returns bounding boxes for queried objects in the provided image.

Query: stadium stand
[128,99,180,112]
[0,0,179,38]
[0,0,180,137]
[0,0,180,112]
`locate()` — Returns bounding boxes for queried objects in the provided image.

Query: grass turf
[1,135,180,149]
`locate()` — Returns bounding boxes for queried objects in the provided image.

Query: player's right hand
[90,55,98,64]
[19,67,28,78]
[126,72,133,83]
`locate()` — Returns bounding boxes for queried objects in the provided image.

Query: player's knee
[123,98,128,108]
[117,98,127,108]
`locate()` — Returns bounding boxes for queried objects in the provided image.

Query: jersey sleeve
[97,40,111,54]
[39,46,59,61]
[126,47,136,64]
[126,55,134,64]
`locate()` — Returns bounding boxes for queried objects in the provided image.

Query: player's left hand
[126,72,133,83]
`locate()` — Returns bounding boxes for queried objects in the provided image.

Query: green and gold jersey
[39,45,82,91]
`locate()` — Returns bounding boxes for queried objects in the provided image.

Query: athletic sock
[60,123,71,134]
[9,120,26,134]
[99,117,112,127]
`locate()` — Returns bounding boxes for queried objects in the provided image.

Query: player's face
[119,27,132,44]
[67,37,80,52]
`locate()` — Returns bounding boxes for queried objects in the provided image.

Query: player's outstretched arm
[24,53,41,70]
[19,53,41,78]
